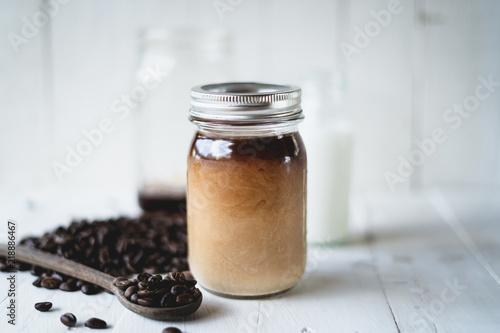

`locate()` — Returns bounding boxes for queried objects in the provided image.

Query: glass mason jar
[187,82,307,298]
[134,29,232,212]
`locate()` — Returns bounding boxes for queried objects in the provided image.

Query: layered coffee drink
[187,82,307,297]
[187,132,307,296]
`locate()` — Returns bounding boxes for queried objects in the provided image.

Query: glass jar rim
[189,82,303,126]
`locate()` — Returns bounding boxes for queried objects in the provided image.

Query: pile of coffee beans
[0,212,188,294]
[113,272,201,308]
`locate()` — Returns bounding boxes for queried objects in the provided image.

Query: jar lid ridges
[190,82,303,124]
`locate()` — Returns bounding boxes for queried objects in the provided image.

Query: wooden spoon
[0,244,202,321]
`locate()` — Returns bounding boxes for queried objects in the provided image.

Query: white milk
[301,71,353,245]
[304,121,353,244]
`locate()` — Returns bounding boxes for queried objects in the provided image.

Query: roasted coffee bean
[117,280,134,290]
[113,277,134,290]
[176,293,194,305]
[184,279,197,287]
[130,294,139,303]
[85,317,107,329]
[81,284,100,295]
[138,281,148,290]
[137,298,154,306]
[148,275,161,284]
[59,281,78,292]
[34,302,52,312]
[163,327,182,333]
[60,313,77,327]
[193,288,201,299]
[124,286,138,299]
[30,266,44,276]
[41,277,60,289]
[155,279,173,290]
[113,276,128,286]
[160,293,177,308]
[137,290,155,298]
[165,272,185,281]
[171,285,187,296]
[155,288,169,295]
[51,272,64,281]
[76,279,84,289]
[137,272,152,282]
[32,276,43,287]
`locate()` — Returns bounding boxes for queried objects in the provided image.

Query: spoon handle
[0,244,115,290]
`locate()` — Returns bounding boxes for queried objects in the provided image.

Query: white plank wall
[0,0,51,190]
[2,0,500,193]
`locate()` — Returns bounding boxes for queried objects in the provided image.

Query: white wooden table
[1,188,499,332]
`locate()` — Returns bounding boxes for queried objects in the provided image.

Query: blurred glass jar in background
[301,71,354,245]
[134,29,232,212]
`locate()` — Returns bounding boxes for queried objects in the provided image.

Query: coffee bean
[176,293,194,305]
[30,266,44,276]
[85,317,107,329]
[81,284,100,295]
[155,279,173,291]
[155,288,169,295]
[184,279,197,287]
[163,327,182,333]
[60,313,77,327]
[171,285,187,296]
[137,272,152,282]
[59,281,78,292]
[138,281,148,290]
[160,293,177,308]
[51,272,64,281]
[41,277,60,289]
[32,276,43,287]
[130,293,139,303]
[137,298,154,306]
[124,286,138,299]
[193,288,201,299]
[116,279,134,291]
[113,276,128,286]
[148,275,161,284]
[34,302,52,312]
[137,290,155,298]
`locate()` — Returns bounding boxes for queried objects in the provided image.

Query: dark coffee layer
[190,131,306,163]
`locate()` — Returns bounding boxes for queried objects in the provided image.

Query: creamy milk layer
[187,132,307,296]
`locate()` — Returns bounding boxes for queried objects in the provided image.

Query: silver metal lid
[190,82,303,125]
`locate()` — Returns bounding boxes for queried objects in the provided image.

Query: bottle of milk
[301,71,354,245]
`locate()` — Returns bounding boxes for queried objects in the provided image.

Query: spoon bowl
[0,244,202,320]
